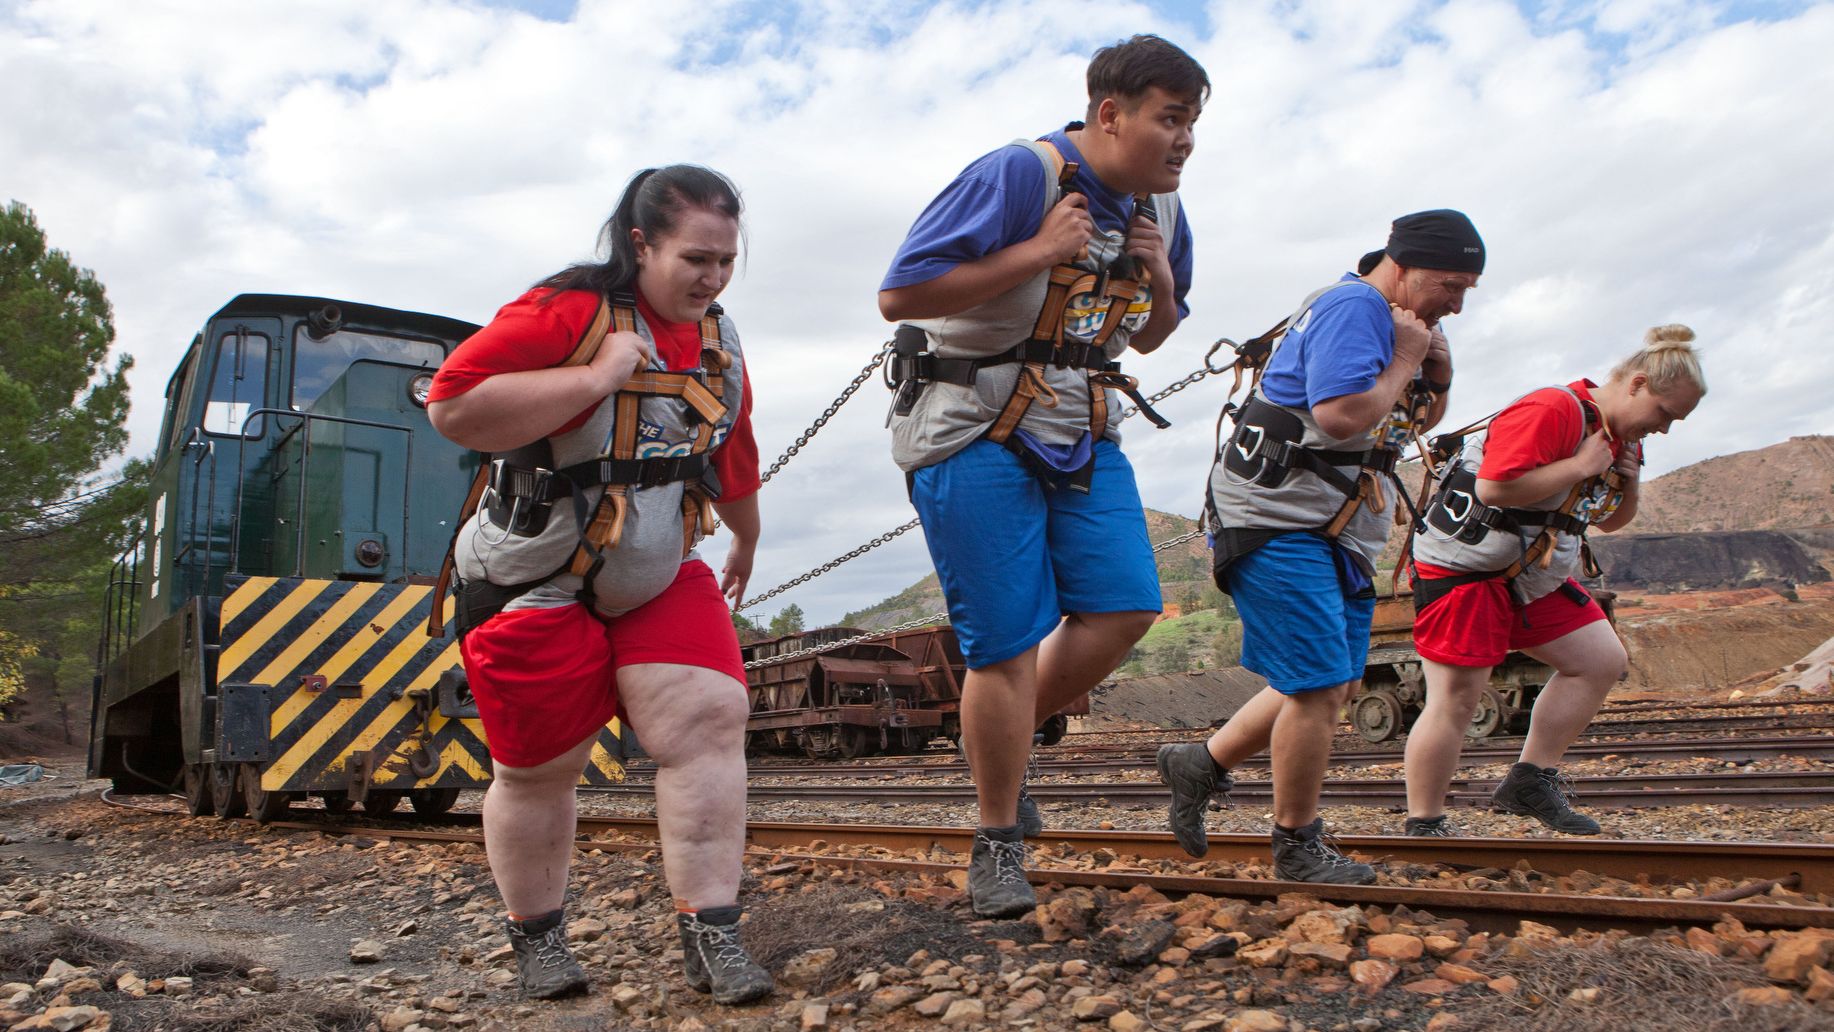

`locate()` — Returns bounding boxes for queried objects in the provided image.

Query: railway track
[597,769,1834,809]
[730,732,1834,779]
[99,787,1834,936]
[153,804,1832,937]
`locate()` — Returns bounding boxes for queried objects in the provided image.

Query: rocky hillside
[1635,435,1834,533]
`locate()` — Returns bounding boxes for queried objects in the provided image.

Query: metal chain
[1152,527,1205,552]
[1120,338,1237,420]
[758,339,894,486]
[742,611,952,669]
[742,527,1207,668]
[735,343,1223,625]
[737,516,921,613]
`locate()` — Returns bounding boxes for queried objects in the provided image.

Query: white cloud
[4,0,1830,623]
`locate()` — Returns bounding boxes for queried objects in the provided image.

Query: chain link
[1120,338,1236,420]
[758,340,894,486]
[742,611,952,669]
[737,516,921,613]
[1152,527,1205,552]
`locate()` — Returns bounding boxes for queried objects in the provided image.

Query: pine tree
[0,201,143,730]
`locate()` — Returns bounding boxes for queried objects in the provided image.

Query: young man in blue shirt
[880,34,1208,917]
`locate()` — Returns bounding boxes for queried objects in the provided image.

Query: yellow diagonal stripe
[220,577,280,627]
[268,585,432,734]
[265,696,364,788]
[218,581,331,680]
[249,582,383,688]
[432,738,489,782]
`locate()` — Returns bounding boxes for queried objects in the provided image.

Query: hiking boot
[678,905,774,1005]
[1156,742,1234,858]
[1404,814,1456,837]
[1491,762,1601,835]
[968,824,1035,919]
[1016,787,1045,839]
[1271,818,1378,885]
[503,909,589,999]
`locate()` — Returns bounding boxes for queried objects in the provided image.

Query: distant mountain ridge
[1635,435,1834,533]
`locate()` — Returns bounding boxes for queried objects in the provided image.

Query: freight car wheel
[1466,688,1505,740]
[210,764,246,819]
[181,765,211,817]
[838,727,871,759]
[362,791,404,815]
[242,765,290,824]
[410,788,461,815]
[1351,689,1403,743]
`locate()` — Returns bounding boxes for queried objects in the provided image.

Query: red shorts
[459,560,747,768]
[1412,565,1607,669]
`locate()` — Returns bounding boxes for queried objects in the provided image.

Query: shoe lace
[1413,818,1454,837]
[1304,831,1366,870]
[984,836,1030,886]
[689,918,755,972]
[1539,768,1580,809]
[516,923,575,971]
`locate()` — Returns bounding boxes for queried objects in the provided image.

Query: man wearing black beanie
[1158,210,1479,883]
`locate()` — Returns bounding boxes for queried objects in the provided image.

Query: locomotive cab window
[201,330,270,438]
[291,327,445,412]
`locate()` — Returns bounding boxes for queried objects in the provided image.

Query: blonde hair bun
[1644,324,1696,347]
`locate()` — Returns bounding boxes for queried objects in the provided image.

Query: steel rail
[726,733,1834,777]
[236,812,1834,935]
[596,771,1834,810]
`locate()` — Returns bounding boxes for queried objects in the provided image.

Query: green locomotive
[89,294,629,820]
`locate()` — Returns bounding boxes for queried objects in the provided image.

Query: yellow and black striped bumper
[216,575,626,792]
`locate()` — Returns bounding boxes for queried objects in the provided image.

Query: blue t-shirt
[1258,274,1392,409]
[880,126,1194,320]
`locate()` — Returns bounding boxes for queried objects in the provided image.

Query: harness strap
[428,298,618,639]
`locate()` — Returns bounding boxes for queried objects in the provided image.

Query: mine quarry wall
[1592,529,1831,593]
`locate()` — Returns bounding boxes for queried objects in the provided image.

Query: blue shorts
[1222,532,1375,694]
[910,438,1162,669]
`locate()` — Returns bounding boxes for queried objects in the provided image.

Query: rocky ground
[5,751,1834,1032]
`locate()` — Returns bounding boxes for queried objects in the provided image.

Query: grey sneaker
[679,905,774,1005]
[503,909,589,999]
[1271,818,1378,885]
[1015,788,1044,839]
[1403,815,1456,837]
[1491,762,1601,835]
[1156,742,1234,857]
[968,824,1035,918]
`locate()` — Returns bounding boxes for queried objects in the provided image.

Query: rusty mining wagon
[1350,587,1618,742]
[740,624,1086,758]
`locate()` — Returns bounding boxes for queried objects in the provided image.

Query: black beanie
[1384,209,1484,274]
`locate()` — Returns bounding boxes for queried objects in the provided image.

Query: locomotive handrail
[229,409,415,580]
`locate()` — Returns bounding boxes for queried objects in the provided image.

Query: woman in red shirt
[428,165,771,1004]
[1404,326,1706,837]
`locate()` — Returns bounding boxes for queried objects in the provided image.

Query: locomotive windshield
[292,327,445,411]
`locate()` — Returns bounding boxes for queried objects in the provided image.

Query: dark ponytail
[536,164,745,298]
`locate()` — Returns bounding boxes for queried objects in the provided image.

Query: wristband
[1422,376,1451,395]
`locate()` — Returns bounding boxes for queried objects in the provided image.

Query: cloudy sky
[4,0,1829,624]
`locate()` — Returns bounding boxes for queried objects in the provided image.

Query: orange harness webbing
[983,142,1148,453]
[428,298,730,636]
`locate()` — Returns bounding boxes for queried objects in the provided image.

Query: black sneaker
[503,910,589,999]
[1271,818,1378,885]
[1403,815,1456,837]
[678,905,774,1005]
[1491,762,1601,835]
[1156,743,1233,857]
[1015,788,1045,839]
[968,824,1035,918]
